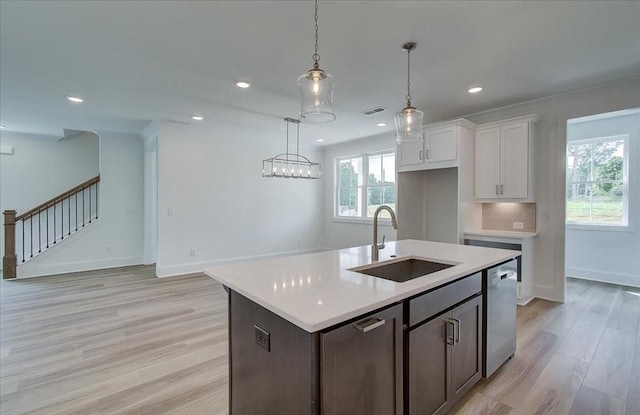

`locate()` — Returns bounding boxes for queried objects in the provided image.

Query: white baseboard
[16,256,143,278]
[533,284,562,303]
[157,248,329,278]
[566,266,640,288]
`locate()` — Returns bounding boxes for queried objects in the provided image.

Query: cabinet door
[321,304,403,415]
[475,127,501,199]
[500,122,529,198]
[425,127,457,163]
[450,295,482,404]
[409,314,452,415]
[398,139,424,167]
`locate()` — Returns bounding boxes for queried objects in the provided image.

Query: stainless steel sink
[350,258,454,283]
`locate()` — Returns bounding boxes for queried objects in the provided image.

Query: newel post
[3,210,17,279]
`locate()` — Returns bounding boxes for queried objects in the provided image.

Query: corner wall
[0,130,99,274]
[16,131,145,277]
[565,112,640,287]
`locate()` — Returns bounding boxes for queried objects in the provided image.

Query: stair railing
[2,175,100,279]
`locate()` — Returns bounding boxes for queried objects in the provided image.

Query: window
[566,135,628,226]
[336,151,396,219]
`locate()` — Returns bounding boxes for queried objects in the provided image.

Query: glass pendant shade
[298,67,336,123]
[394,106,424,144]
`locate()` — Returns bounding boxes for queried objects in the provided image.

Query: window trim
[334,149,396,223]
[566,134,629,228]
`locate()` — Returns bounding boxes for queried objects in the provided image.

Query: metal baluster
[96,183,98,219]
[22,219,25,262]
[68,196,71,236]
[89,186,92,223]
[46,208,49,248]
[38,209,42,253]
[61,200,64,240]
[82,186,85,226]
[75,192,78,231]
[30,215,33,257]
[54,203,57,244]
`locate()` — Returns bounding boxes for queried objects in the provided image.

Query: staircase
[2,175,100,278]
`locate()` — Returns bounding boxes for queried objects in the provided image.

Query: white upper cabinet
[397,119,475,172]
[424,126,457,163]
[474,115,539,202]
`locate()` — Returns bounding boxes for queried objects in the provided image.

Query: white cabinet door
[475,127,501,199]
[425,127,457,163]
[398,139,424,167]
[500,122,529,198]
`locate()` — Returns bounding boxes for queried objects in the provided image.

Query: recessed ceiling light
[376,122,387,127]
[192,115,204,121]
[66,96,84,103]
[316,138,324,142]
[0,125,5,129]
[468,87,483,94]
[236,81,251,89]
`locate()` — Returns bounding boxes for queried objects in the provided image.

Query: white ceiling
[1,1,639,145]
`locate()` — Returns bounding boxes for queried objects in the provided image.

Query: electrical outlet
[167,207,175,216]
[254,325,270,352]
[106,245,112,253]
[124,208,133,215]
[512,222,524,229]
[189,248,197,257]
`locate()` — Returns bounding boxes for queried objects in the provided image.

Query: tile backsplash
[482,203,536,232]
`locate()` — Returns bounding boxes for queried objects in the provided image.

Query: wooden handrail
[16,175,100,221]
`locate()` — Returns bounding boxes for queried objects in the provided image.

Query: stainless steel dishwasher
[484,259,518,378]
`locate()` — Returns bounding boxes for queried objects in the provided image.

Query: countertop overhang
[204,239,519,332]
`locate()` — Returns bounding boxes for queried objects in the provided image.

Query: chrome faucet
[372,205,398,261]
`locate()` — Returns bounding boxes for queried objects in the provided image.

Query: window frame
[566,134,630,230]
[334,150,396,223]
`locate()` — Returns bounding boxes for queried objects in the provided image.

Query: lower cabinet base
[227,277,485,415]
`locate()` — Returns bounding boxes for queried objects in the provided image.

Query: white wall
[16,131,145,277]
[156,121,324,277]
[322,132,398,249]
[462,77,640,301]
[565,112,640,287]
[0,130,99,271]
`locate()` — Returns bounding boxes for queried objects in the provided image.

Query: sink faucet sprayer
[372,205,398,261]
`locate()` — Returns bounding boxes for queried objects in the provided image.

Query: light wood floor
[1,267,638,414]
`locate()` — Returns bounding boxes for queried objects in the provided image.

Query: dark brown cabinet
[409,295,482,415]
[227,272,485,415]
[321,304,404,415]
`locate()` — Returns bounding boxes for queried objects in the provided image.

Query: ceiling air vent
[361,106,388,116]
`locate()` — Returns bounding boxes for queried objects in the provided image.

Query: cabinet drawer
[409,273,481,327]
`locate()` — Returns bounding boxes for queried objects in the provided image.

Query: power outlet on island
[254,325,270,352]
[512,222,525,230]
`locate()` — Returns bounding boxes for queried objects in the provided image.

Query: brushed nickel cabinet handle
[500,184,504,195]
[446,319,456,345]
[419,150,423,160]
[355,318,386,333]
[452,318,461,343]
[496,184,499,195]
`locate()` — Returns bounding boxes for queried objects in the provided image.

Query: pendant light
[394,42,424,144]
[263,118,322,179]
[297,0,335,123]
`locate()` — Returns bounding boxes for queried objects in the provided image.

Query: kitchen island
[205,239,519,415]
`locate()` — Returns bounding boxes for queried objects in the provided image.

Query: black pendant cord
[312,0,320,68]
[406,49,412,107]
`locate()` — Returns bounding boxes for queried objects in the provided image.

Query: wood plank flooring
[1,267,638,414]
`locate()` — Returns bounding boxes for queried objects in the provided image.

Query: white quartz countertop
[464,230,538,239]
[204,240,519,332]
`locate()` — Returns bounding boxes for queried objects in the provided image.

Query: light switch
[167,207,175,216]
